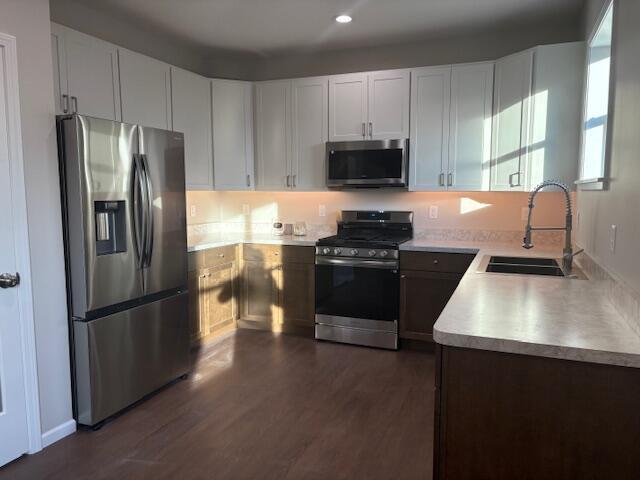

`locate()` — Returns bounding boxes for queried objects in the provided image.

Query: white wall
[0,0,72,434]
[577,0,640,295]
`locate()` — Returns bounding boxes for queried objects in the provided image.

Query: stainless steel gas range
[314,211,413,350]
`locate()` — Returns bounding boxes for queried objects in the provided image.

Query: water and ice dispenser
[94,201,126,255]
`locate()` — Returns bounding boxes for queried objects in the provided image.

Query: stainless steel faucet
[523,180,582,272]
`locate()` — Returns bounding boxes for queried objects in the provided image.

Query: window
[579,0,614,188]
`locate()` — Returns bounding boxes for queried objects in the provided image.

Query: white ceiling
[80,0,584,56]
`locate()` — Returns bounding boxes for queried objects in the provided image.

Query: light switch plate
[610,224,617,253]
[190,205,197,217]
[429,205,438,219]
[319,205,326,217]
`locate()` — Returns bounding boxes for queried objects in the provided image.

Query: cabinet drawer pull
[218,253,225,258]
[400,274,406,279]
[433,259,439,265]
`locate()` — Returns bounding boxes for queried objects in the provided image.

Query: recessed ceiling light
[335,15,352,24]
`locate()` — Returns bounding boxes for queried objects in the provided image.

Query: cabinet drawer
[188,245,237,271]
[243,244,314,264]
[400,251,476,273]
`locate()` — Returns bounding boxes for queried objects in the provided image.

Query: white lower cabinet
[212,79,255,190]
[119,48,172,130]
[171,67,213,190]
[291,77,328,190]
[51,23,121,120]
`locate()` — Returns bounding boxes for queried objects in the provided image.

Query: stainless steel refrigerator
[57,114,189,427]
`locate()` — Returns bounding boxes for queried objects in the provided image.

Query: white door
[0,35,31,467]
[409,66,451,191]
[172,67,213,190]
[448,62,494,191]
[119,48,172,130]
[367,69,410,140]
[255,80,291,190]
[291,77,328,191]
[329,73,368,141]
[51,24,121,121]
[491,49,534,191]
[212,79,255,190]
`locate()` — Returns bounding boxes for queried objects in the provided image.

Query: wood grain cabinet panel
[279,262,315,327]
[240,260,279,325]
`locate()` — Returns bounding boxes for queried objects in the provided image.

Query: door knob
[0,272,20,289]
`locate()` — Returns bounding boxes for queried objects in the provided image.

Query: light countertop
[188,235,640,369]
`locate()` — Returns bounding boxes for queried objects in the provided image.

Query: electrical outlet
[610,224,617,253]
[319,205,326,217]
[190,205,197,217]
[429,205,439,219]
[242,204,250,215]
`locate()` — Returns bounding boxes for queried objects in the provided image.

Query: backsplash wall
[186,190,568,238]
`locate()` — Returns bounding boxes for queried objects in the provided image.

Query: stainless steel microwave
[326,139,409,188]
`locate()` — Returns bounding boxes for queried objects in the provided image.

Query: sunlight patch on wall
[460,197,491,215]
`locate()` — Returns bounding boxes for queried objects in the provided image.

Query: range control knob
[379,250,389,257]
[322,247,331,255]
[334,248,342,255]
[350,249,359,256]
[368,250,377,257]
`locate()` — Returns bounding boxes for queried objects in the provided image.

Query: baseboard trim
[41,419,76,448]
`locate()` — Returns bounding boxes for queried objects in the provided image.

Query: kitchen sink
[479,255,586,279]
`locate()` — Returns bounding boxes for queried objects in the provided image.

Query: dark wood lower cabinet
[434,345,640,480]
[280,262,315,328]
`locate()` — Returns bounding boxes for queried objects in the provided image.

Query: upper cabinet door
[51,24,121,121]
[255,80,291,190]
[291,77,328,191]
[448,62,494,191]
[368,69,410,140]
[212,79,255,191]
[171,67,213,190]
[329,73,368,141]
[119,49,172,130]
[409,66,451,192]
[491,49,534,191]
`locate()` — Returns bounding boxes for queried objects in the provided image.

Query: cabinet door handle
[439,173,445,187]
[71,96,78,113]
[62,94,69,114]
[292,174,296,188]
[447,173,453,187]
[362,122,366,137]
[508,172,520,188]
[286,174,291,187]
[433,259,439,265]
[246,174,251,187]
[218,253,225,258]
[368,122,373,138]
[400,274,406,279]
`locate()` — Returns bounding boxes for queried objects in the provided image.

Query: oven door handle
[315,257,399,270]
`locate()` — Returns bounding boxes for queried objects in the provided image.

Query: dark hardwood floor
[1,330,435,480]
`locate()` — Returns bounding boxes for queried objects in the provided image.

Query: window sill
[575,177,607,190]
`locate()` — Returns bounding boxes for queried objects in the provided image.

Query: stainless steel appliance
[57,114,189,427]
[326,139,409,188]
[315,211,413,350]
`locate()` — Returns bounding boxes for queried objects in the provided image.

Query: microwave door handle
[140,154,154,268]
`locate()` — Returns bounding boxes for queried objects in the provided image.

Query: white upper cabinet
[329,73,368,141]
[212,79,255,190]
[525,42,584,189]
[291,77,328,190]
[491,49,534,191]
[448,62,494,191]
[171,67,213,190]
[409,66,451,191]
[329,70,410,141]
[255,80,291,190]
[51,23,121,120]
[119,49,172,130]
[368,70,410,140]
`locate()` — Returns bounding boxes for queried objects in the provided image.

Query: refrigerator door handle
[131,154,147,269]
[140,154,154,268]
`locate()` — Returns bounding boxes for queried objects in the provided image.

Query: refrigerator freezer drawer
[74,292,190,426]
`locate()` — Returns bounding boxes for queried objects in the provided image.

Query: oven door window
[328,149,403,181]
[315,263,399,321]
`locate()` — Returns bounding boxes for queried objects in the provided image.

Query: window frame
[577,0,615,191]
